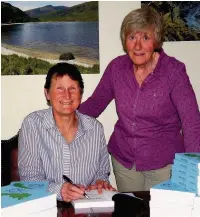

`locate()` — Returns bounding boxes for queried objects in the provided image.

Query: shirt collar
[43,107,56,129]
[43,107,94,134]
[76,110,94,130]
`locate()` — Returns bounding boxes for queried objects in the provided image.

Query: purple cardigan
[79,49,200,171]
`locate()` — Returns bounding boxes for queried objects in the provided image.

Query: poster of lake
[141,1,200,41]
[1,1,99,75]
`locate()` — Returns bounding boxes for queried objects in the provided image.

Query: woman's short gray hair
[120,6,165,52]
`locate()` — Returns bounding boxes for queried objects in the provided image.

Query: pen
[63,175,89,199]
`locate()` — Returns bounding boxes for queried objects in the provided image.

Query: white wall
[1,1,200,188]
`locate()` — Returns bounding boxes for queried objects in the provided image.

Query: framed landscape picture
[1,1,99,75]
[141,1,200,41]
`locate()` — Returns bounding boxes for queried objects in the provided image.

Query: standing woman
[79,7,200,192]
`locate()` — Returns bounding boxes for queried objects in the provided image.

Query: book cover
[172,164,200,185]
[175,153,200,169]
[10,181,49,192]
[186,177,200,188]
[171,174,187,185]
[171,170,199,183]
[1,183,56,217]
[151,179,189,192]
[187,174,200,182]
[172,165,199,177]
[173,159,188,171]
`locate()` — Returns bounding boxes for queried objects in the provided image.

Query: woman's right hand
[60,182,85,202]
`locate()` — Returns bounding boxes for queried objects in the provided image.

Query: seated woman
[18,63,115,202]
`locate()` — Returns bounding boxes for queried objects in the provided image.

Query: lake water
[1,22,99,60]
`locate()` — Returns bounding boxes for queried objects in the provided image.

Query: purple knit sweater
[79,49,200,171]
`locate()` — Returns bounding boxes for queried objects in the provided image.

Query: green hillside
[39,1,98,22]
[1,2,38,23]
[25,5,68,18]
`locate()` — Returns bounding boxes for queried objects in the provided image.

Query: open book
[72,189,140,212]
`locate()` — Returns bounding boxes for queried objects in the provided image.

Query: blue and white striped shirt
[18,107,110,198]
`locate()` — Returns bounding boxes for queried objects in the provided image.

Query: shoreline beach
[1,43,99,68]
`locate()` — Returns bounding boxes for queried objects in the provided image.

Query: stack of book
[150,179,195,217]
[150,153,200,217]
[1,181,57,217]
[171,153,200,195]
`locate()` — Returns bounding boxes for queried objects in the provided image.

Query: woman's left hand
[86,179,117,194]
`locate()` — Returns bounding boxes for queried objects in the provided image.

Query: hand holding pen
[61,175,89,202]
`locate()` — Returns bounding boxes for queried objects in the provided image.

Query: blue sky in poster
[6,1,87,11]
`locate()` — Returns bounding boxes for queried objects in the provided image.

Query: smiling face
[125,27,157,66]
[45,75,82,117]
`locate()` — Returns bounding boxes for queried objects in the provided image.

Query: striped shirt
[18,107,110,198]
